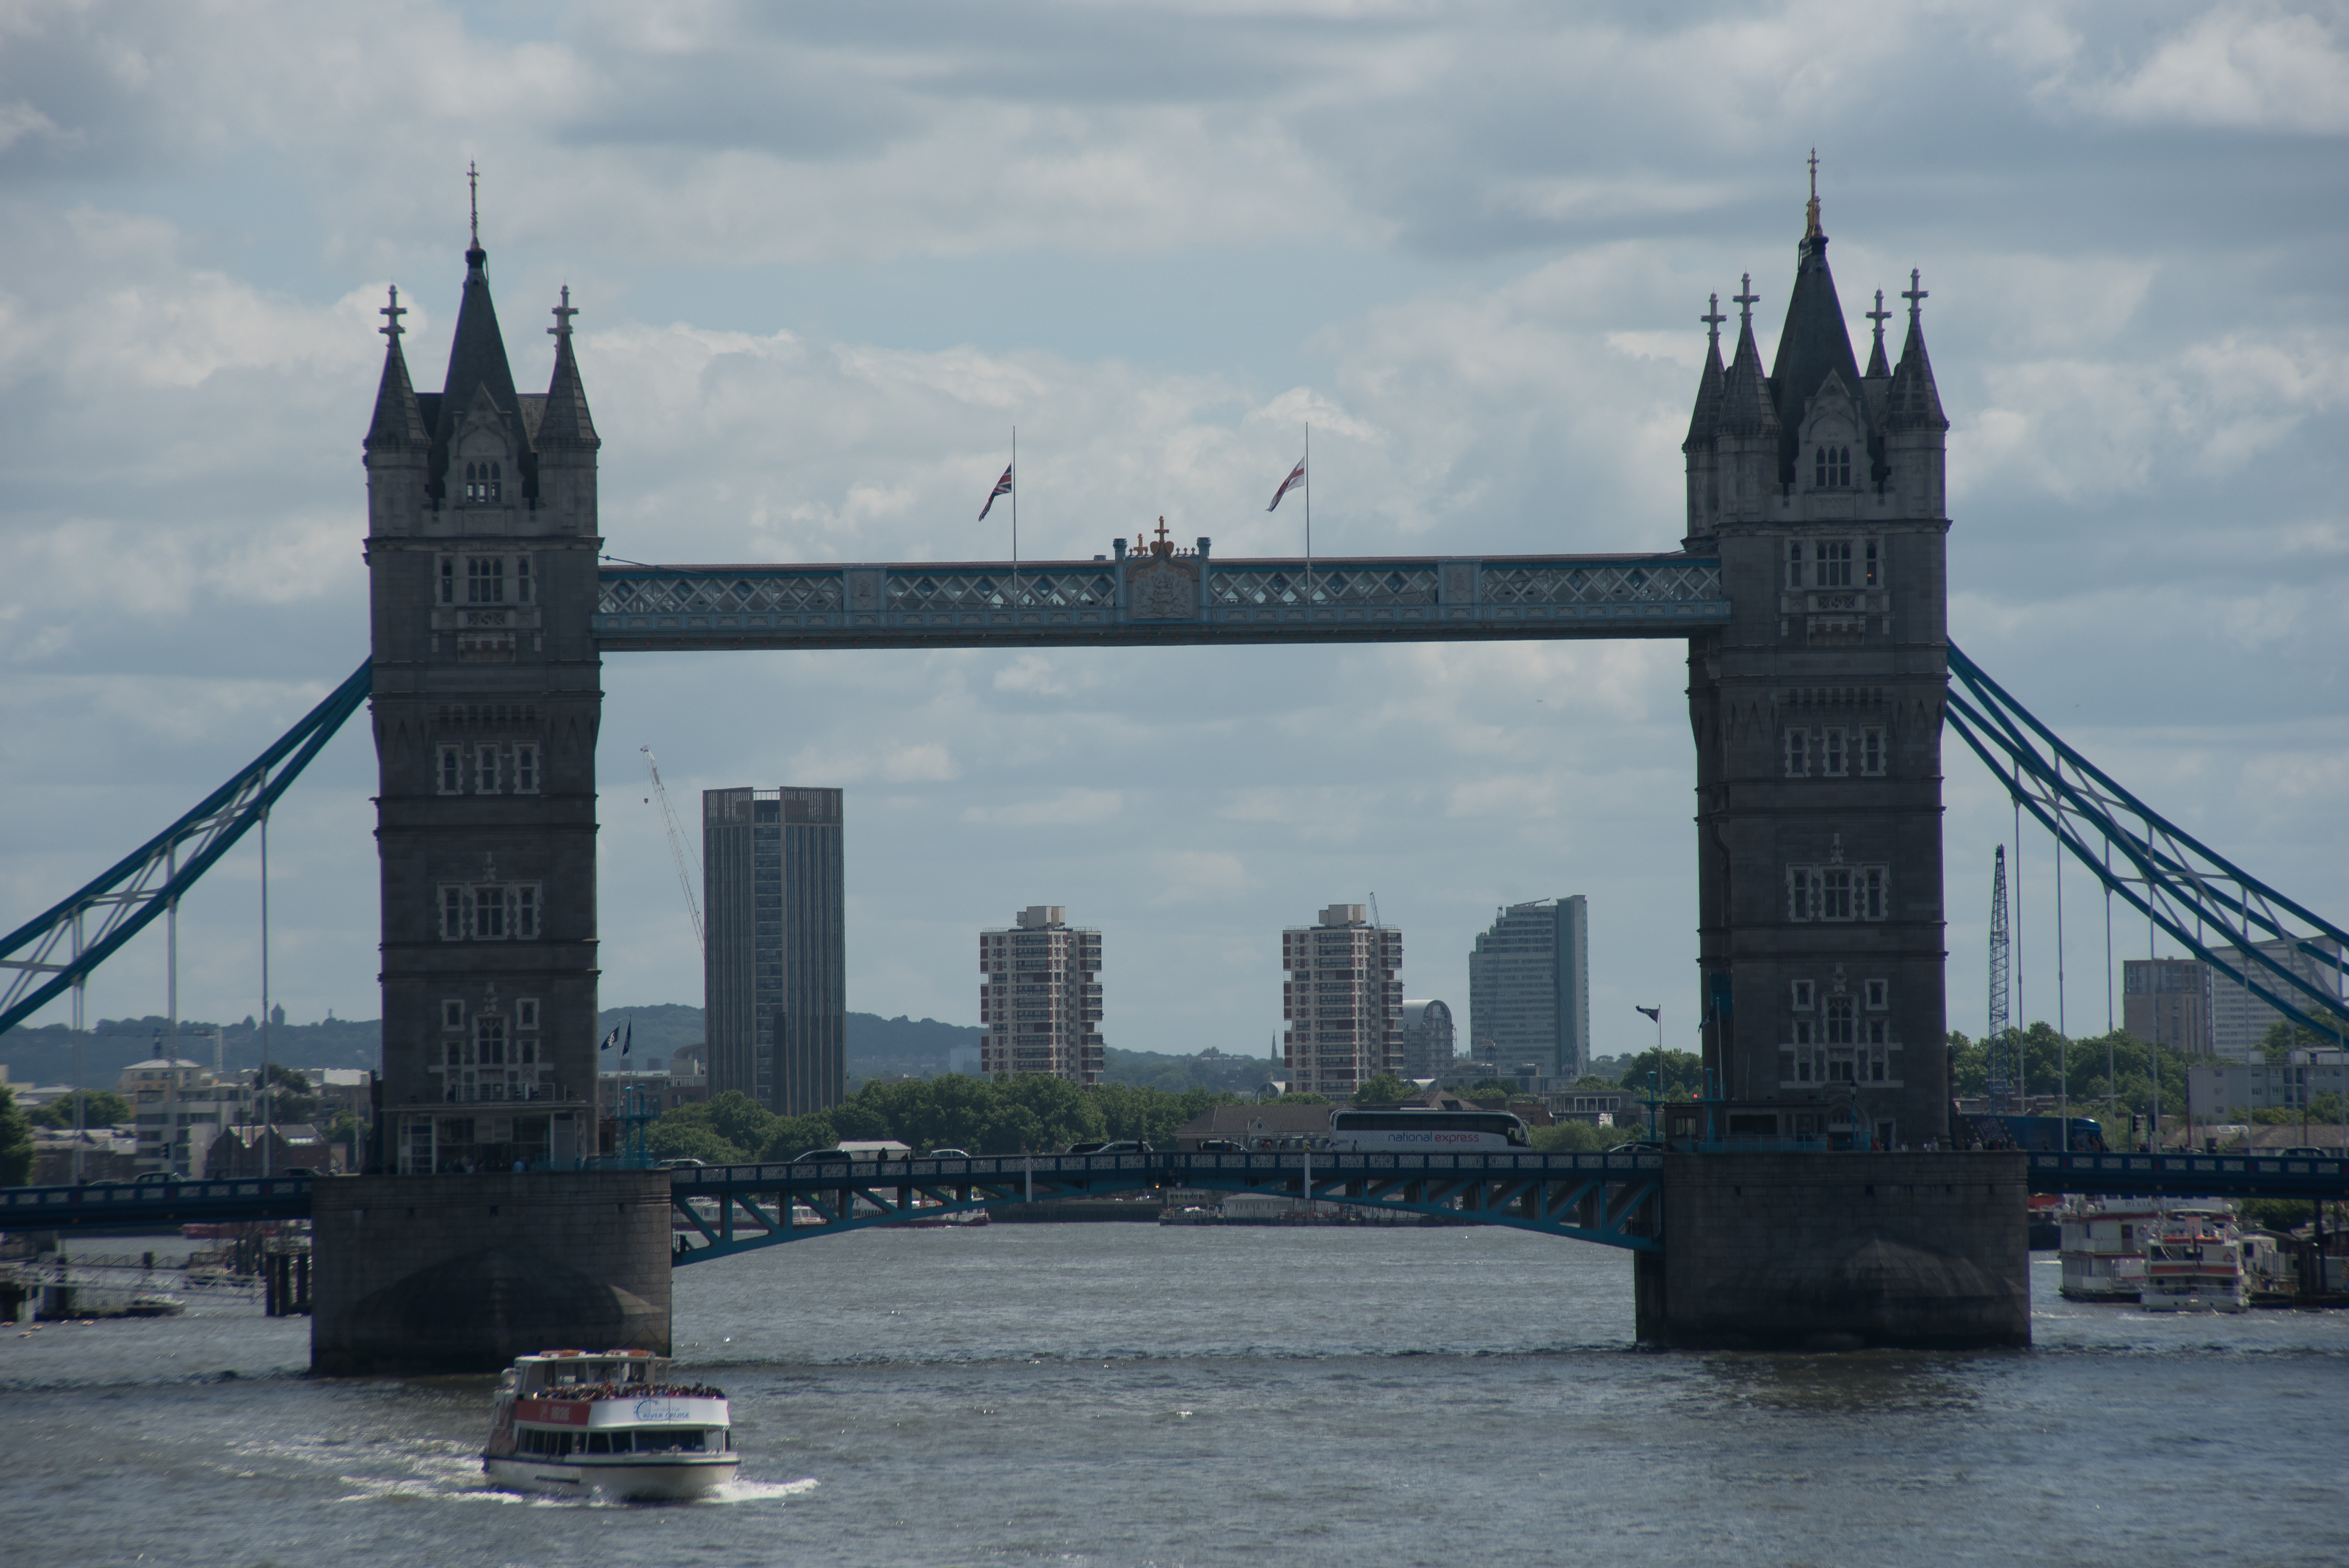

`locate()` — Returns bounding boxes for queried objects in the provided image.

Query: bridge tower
[361,223,605,1173]
[1682,178,1952,1148]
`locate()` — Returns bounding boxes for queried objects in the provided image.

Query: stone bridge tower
[361,225,604,1174]
[1682,182,1952,1148]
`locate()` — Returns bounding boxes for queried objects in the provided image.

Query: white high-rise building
[1282,904,1402,1097]
[979,906,1104,1084]
[2209,937,2345,1061]
[1468,896,1591,1082]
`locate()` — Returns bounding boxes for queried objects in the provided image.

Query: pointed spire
[1864,288,1892,378]
[1717,274,1779,437]
[1767,160,1864,479]
[1683,292,1728,449]
[365,284,428,452]
[538,285,599,449]
[430,178,530,498]
[1886,269,1947,432]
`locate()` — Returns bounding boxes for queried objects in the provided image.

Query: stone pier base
[310,1171,672,1376]
[1634,1152,2029,1350]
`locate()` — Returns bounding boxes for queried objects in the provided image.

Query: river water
[2,1225,2343,1567]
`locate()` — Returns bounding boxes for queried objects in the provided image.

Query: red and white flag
[978,462,1014,521]
[1267,457,1307,512]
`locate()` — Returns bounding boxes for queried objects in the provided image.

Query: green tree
[649,1122,753,1165]
[0,1081,34,1185]
[1274,1092,1330,1105]
[757,1114,841,1162]
[2264,1012,2348,1065]
[32,1089,133,1129]
[1611,1049,1704,1101]
[1350,1073,1418,1106]
[1529,1120,1625,1154]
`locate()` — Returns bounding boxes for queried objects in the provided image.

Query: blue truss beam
[665,1150,1665,1261]
[0,661,374,1037]
[1945,644,2347,1042]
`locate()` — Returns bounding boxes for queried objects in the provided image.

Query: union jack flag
[979,462,1013,521]
[1267,457,1307,512]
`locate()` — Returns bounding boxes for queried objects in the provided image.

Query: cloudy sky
[1,1,2342,1064]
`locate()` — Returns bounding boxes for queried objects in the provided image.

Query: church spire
[1864,288,1892,379]
[1717,274,1779,438]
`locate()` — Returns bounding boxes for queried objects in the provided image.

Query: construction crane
[641,744,704,956]
[1987,844,2011,1114]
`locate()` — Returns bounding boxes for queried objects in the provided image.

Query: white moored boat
[482,1349,738,1500]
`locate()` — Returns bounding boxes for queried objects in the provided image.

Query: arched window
[1835,446,1852,487]
[1813,446,1827,488]
[489,460,502,501]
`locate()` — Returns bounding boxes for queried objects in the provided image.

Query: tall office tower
[1468,896,1591,1082]
[1397,1000,1456,1080]
[2208,937,2345,1061]
[2121,958,2214,1057]
[1282,904,1403,1097]
[979,906,1104,1084]
[703,787,846,1116]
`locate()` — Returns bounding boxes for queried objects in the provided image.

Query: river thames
[2,1224,2342,1567]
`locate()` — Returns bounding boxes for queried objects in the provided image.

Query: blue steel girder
[1944,643,2348,1042]
[592,553,1728,652]
[664,1150,1663,1261]
[2027,1150,2349,1199]
[0,1175,316,1230]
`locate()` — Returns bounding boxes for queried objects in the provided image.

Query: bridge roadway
[5,1148,2342,1254]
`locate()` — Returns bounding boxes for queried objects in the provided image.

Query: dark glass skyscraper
[1468,896,1589,1082]
[703,786,844,1116]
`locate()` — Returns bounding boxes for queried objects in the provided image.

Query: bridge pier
[310,1172,671,1376]
[1635,1153,2028,1350]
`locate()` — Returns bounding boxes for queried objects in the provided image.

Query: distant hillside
[2,1006,1272,1095]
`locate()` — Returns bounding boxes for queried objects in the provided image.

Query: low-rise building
[598,1067,711,1117]
[202,1122,333,1177]
[2187,1050,2349,1118]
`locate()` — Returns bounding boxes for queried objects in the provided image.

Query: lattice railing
[1208,566,1440,607]
[887,570,1119,611]
[1480,560,1719,606]
[598,573,842,616]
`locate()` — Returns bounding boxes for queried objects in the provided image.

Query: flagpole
[1010,425,1017,610]
[1303,422,1312,609]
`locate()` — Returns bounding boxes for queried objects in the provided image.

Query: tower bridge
[6,182,2345,1367]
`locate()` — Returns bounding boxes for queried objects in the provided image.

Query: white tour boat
[482,1349,738,1500]
[2139,1206,2248,1312]
[2058,1195,2163,1302]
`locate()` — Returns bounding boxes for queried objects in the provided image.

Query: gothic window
[1822,869,1854,920]
[442,1000,465,1028]
[1860,727,1886,777]
[475,886,507,940]
[1786,540,1804,589]
[1791,979,1815,1011]
[514,744,539,794]
[440,556,456,605]
[1823,727,1847,776]
[1863,867,1887,920]
[1826,997,1856,1045]
[462,461,503,503]
[438,745,462,795]
[476,744,501,794]
[515,557,532,603]
[1787,868,1820,921]
[440,887,465,940]
[1785,728,1812,777]
[515,885,540,940]
[1811,446,1854,489]
[468,556,505,604]
[1864,979,1888,1010]
[1865,540,1879,587]
[1865,1017,1889,1047]
[478,1015,507,1067]
[1818,541,1854,587]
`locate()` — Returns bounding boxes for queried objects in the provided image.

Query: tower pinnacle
[1804,148,1821,239]
[1902,268,1928,325]
[468,160,479,247]
[379,284,407,341]
[1702,292,1726,351]
[548,284,578,344]
[1733,273,1759,329]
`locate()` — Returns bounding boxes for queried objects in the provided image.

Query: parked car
[2272,1147,2333,1159]
[928,1147,973,1159]
[1065,1139,1152,1155]
[656,1158,707,1169]
[132,1171,180,1185]
[1605,1140,1666,1155]
[1196,1139,1244,1154]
